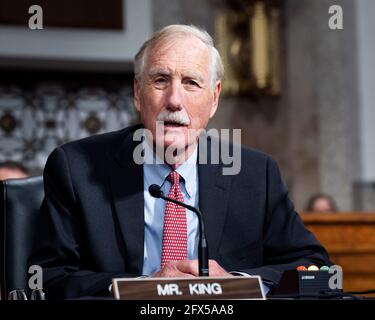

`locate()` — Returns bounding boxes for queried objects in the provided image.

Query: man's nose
[166,81,183,111]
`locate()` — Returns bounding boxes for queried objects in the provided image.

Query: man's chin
[153,138,194,164]
[154,133,189,150]
[158,140,188,153]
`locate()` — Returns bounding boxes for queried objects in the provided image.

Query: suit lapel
[198,137,232,260]
[109,130,144,274]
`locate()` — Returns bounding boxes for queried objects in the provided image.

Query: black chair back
[0,176,44,300]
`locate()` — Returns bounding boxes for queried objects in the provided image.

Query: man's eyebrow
[148,68,171,77]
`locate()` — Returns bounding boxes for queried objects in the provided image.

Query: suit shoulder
[58,124,141,153]
[240,145,273,162]
[206,135,274,169]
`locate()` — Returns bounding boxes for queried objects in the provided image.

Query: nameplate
[112,276,265,300]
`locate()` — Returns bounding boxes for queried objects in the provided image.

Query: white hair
[134,24,224,90]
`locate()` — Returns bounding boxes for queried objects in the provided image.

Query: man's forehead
[151,34,208,53]
[145,38,210,77]
[146,36,210,63]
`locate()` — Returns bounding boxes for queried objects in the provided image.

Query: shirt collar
[175,146,198,198]
[143,140,198,198]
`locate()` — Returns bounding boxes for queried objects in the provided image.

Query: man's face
[134,35,221,158]
[312,197,334,212]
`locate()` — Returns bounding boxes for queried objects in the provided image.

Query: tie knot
[167,171,180,185]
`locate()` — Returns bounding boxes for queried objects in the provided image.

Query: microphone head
[149,184,163,198]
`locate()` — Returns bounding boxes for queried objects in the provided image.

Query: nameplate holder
[112,276,265,300]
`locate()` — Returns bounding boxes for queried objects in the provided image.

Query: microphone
[149,184,164,199]
[148,184,209,277]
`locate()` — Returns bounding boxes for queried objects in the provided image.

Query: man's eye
[185,80,200,87]
[155,77,167,84]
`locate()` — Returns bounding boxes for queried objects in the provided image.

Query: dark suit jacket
[29,124,331,299]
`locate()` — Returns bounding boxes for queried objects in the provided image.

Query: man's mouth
[163,121,188,128]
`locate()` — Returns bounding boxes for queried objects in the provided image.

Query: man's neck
[144,139,198,169]
[166,143,197,169]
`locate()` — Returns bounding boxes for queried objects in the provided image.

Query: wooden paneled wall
[301,213,375,294]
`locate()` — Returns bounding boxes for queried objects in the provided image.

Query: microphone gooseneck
[148,184,209,277]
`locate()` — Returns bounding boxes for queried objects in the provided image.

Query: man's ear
[134,78,141,112]
[209,81,222,118]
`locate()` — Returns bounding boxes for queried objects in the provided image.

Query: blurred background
[0,0,374,213]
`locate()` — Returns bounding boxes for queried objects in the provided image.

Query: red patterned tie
[160,171,188,267]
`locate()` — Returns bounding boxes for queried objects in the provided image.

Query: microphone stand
[149,185,209,276]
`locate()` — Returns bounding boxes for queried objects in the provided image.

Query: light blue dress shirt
[142,142,199,276]
[140,141,270,295]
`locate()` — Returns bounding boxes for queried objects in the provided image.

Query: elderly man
[29,25,330,299]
